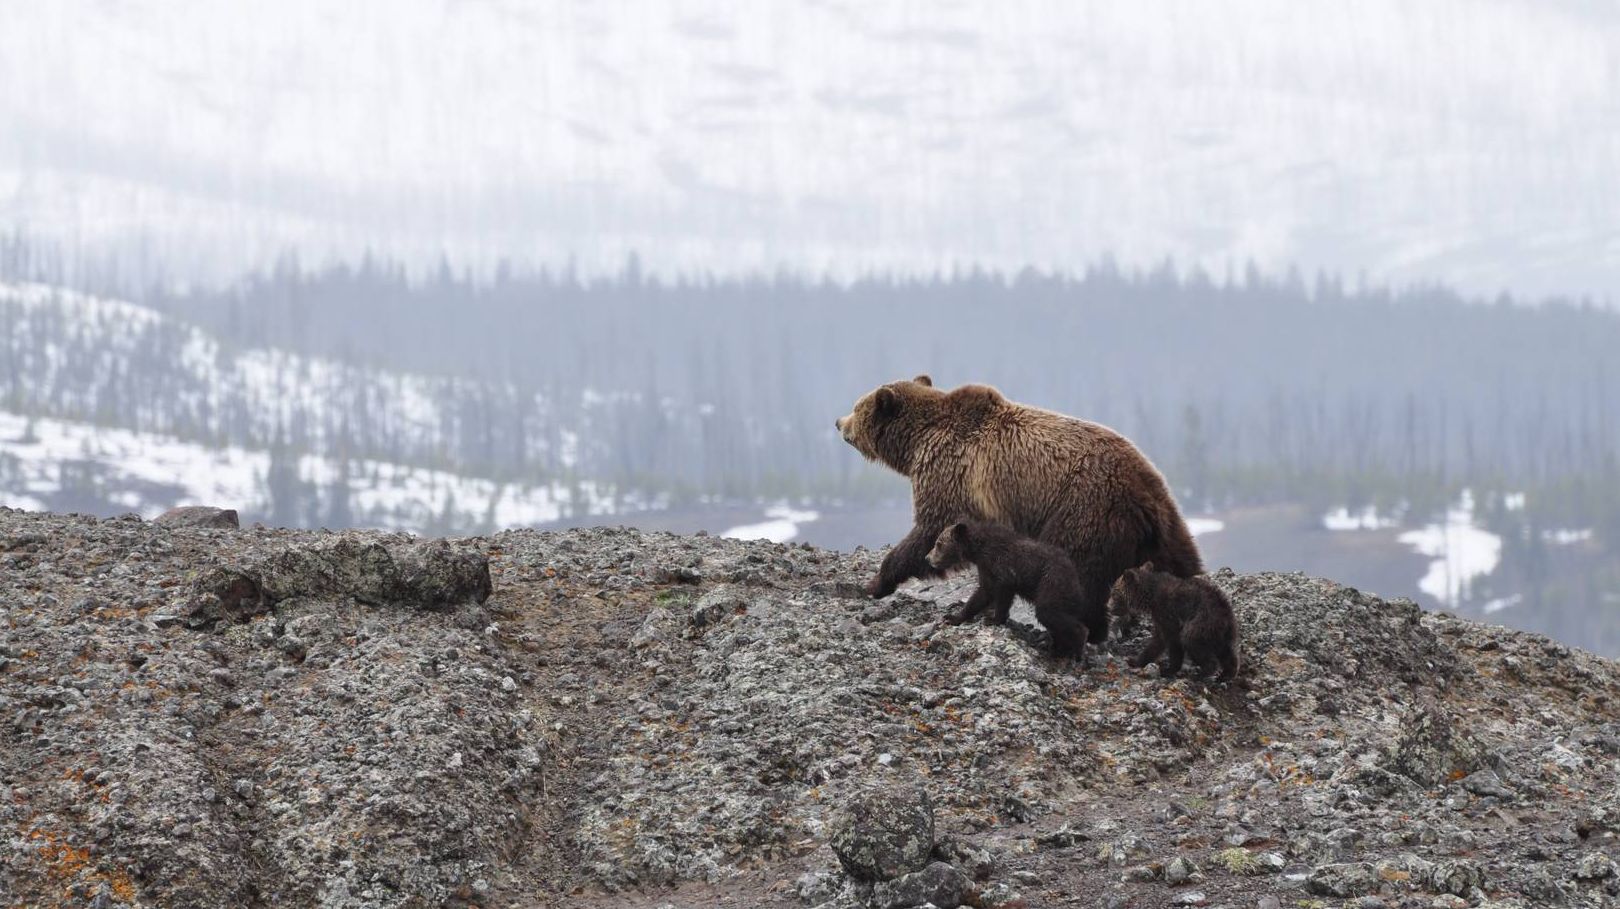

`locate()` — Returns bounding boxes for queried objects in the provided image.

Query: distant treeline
[4,245,1619,532]
[137,257,1615,525]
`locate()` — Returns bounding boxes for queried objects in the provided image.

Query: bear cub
[1109,563,1240,681]
[926,519,1089,660]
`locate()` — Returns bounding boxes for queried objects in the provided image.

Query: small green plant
[1214,847,1260,874]
[654,589,692,606]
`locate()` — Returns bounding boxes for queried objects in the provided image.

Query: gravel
[2,507,1619,908]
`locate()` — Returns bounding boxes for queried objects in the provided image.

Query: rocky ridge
[1,507,1617,908]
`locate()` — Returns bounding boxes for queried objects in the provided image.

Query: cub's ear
[912,374,933,387]
[1140,560,1156,573]
[950,521,969,541]
[873,386,901,418]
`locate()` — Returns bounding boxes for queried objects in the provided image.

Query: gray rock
[1458,767,1513,799]
[869,861,967,909]
[242,535,492,610]
[1165,856,1198,885]
[1382,704,1486,788]
[931,835,995,880]
[1428,859,1485,895]
[1307,862,1377,897]
[155,506,240,529]
[830,787,935,882]
[795,869,843,905]
[689,587,745,630]
[976,882,1022,907]
[1575,852,1617,880]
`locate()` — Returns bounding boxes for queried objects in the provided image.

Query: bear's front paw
[865,576,896,599]
[1127,653,1152,669]
[942,604,972,625]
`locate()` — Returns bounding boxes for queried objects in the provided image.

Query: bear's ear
[1140,560,1156,574]
[873,386,901,418]
[912,374,933,387]
[950,521,969,541]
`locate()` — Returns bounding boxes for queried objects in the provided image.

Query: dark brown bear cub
[926,519,1089,660]
[1109,563,1240,681]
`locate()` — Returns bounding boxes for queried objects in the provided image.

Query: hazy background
[3,1,1618,652]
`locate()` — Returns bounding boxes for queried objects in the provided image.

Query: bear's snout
[835,414,856,444]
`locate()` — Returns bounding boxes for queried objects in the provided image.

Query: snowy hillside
[2,1,1617,299]
[1,282,531,467]
[0,411,638,532]
[0,281,702,527]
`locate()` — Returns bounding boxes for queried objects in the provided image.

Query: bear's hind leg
[1074,573,1112,643]
[1037,601,1089,660]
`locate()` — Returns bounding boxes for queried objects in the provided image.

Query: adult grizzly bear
[835,375,1202,641]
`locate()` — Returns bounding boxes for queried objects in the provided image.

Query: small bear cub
[1109,563,1240,681]
[925,519,1089,659]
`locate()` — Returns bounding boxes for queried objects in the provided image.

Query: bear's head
[834,374,944,472]
[1108,561,1157,618]
[926,520,973,571]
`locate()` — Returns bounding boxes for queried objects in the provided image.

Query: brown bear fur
[926,519,1089,659]
[835,375,1202,641]
[1108,562,1240,680]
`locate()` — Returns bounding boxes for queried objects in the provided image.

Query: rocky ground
[2,506,1618,909]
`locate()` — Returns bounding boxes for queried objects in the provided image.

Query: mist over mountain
[3,0,1617,299]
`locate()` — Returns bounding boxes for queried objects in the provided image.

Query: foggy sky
[2,0,1617,299]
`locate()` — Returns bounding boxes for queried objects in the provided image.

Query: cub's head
[1108,561,1157,618]
[926,520,973,571]
[834,374,940,472]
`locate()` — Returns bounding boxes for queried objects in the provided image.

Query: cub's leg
[1129,633,1165,668]
[987,586,1016,625]
[1161,637,1187,678]
[944,584,994,625]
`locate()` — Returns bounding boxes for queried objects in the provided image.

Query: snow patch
[1397,490,1502,609]
[1186,517,1224,537]
[1323,505,1399,531]
[0,409,611,533]
[722,504,821,544]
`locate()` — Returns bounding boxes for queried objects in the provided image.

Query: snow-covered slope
[0,410,637,533]
[1,282,516,465]
[0,281,707,526]
[2,1,1616,299]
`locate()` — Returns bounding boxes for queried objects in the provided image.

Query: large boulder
[830,787,936,882]
[186,534,491,624]
[1381,703,1486,788]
